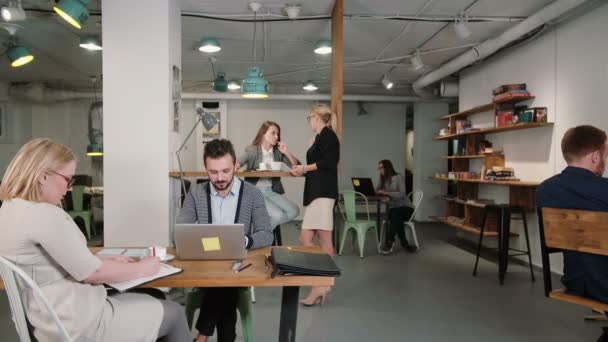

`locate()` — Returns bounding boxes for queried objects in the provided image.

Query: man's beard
[212,177,234,191]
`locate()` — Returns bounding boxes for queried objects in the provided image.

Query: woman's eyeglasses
[49,170,75,188]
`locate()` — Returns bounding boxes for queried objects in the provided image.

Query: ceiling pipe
[9,83,456,103]
[412,0,589,97]
[9,83,96,103]
[182,92,455,103]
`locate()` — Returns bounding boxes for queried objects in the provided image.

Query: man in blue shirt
[178,139,273,342]
[537,125,608,303]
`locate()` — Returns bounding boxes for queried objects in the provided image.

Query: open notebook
[96,249,182,292]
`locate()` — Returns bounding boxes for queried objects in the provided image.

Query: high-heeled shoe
[299,286,330,307]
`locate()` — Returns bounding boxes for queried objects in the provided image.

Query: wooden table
[169,171,298,178]
[1,246,334,342]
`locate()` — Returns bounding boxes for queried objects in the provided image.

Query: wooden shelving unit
[433,122,554,140]
[431,177,540,187]
[442,155,491,159]
[431,92,550,236]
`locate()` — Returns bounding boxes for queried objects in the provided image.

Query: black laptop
[351,177,376,197]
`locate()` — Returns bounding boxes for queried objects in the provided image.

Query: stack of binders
[269,247,341,278]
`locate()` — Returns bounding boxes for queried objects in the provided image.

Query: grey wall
[458,2,608,270]
[178,99,407,218]
[413,103,448,221]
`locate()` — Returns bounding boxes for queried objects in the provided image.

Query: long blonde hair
[0,138,76,202]
[310,103,337,131]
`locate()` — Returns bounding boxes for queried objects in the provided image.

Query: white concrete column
[102,0,181,246]
[413,103,448,221]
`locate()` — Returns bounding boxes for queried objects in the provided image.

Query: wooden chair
[539,208,608,321]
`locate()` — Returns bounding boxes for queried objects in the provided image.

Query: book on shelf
[493,91,532,103]
[492,83,527,96]
[455,119,472,133]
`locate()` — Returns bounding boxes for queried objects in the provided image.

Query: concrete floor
[0,222,602,341]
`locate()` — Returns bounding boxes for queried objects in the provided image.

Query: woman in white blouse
[0,138,191,342]
[238,121,301,228]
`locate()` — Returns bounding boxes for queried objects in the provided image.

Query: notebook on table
[105,263,182,292]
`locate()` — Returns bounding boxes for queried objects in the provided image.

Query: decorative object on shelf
[439,128,449,136]
[455,119,472,133]
[532,107,548,123]
[478,140,492,154]
[492,83,527,96]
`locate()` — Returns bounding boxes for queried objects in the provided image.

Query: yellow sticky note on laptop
[353,179,360,186]
[202,237,221,251]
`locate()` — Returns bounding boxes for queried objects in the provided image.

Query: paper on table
[97,248,148,258]
[105,263,182,292]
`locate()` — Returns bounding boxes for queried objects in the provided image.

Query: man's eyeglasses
[49,170,75,188]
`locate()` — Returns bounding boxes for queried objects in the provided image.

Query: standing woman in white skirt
[291,104,340,306]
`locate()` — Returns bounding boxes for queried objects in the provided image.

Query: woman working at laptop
[376,159,416,255]
[238,121,300,228]
[0,138,191,342]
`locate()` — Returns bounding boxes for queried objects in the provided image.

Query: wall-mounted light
[382,74,393,90]
[53,0,90,30]
[314,40,332,55]
[410,49,424,70]
[198,37,221,53]
[213,72,228,92]
[1,1,26,22]
[454,12,471,40]
[227,80,241,90]
[302,81,318,92]
[79,36,102,51]
[7,44,33,67]
[242,66,268,99]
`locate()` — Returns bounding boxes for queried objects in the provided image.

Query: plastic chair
[338,190,380,258]
[0,255,73,342]
[402,190,424,252]
[185,287,254,342]
[68,185,93,240]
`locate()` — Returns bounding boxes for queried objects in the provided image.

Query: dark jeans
[195,287,239,342]
[386,206,415,248]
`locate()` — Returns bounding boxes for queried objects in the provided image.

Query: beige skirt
[302,198,335,231]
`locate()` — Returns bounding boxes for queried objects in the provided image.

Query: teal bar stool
[68,185,92,240]
[338,190,380,258]
[185,287,254,342]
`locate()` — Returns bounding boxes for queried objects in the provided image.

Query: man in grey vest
[178,138,273,342]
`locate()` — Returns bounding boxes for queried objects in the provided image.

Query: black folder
[269,247,341,278]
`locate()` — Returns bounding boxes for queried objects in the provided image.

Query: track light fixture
[410,49,424,70]
[1,1,26,22]
[198,37,221,53]
[454,12,471,40]
[53,0,90,30]
[302,81,318,91]
[314,40,332,55]
[227,80,241,90]
[382,74,394,89]
[79,36,102,51]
